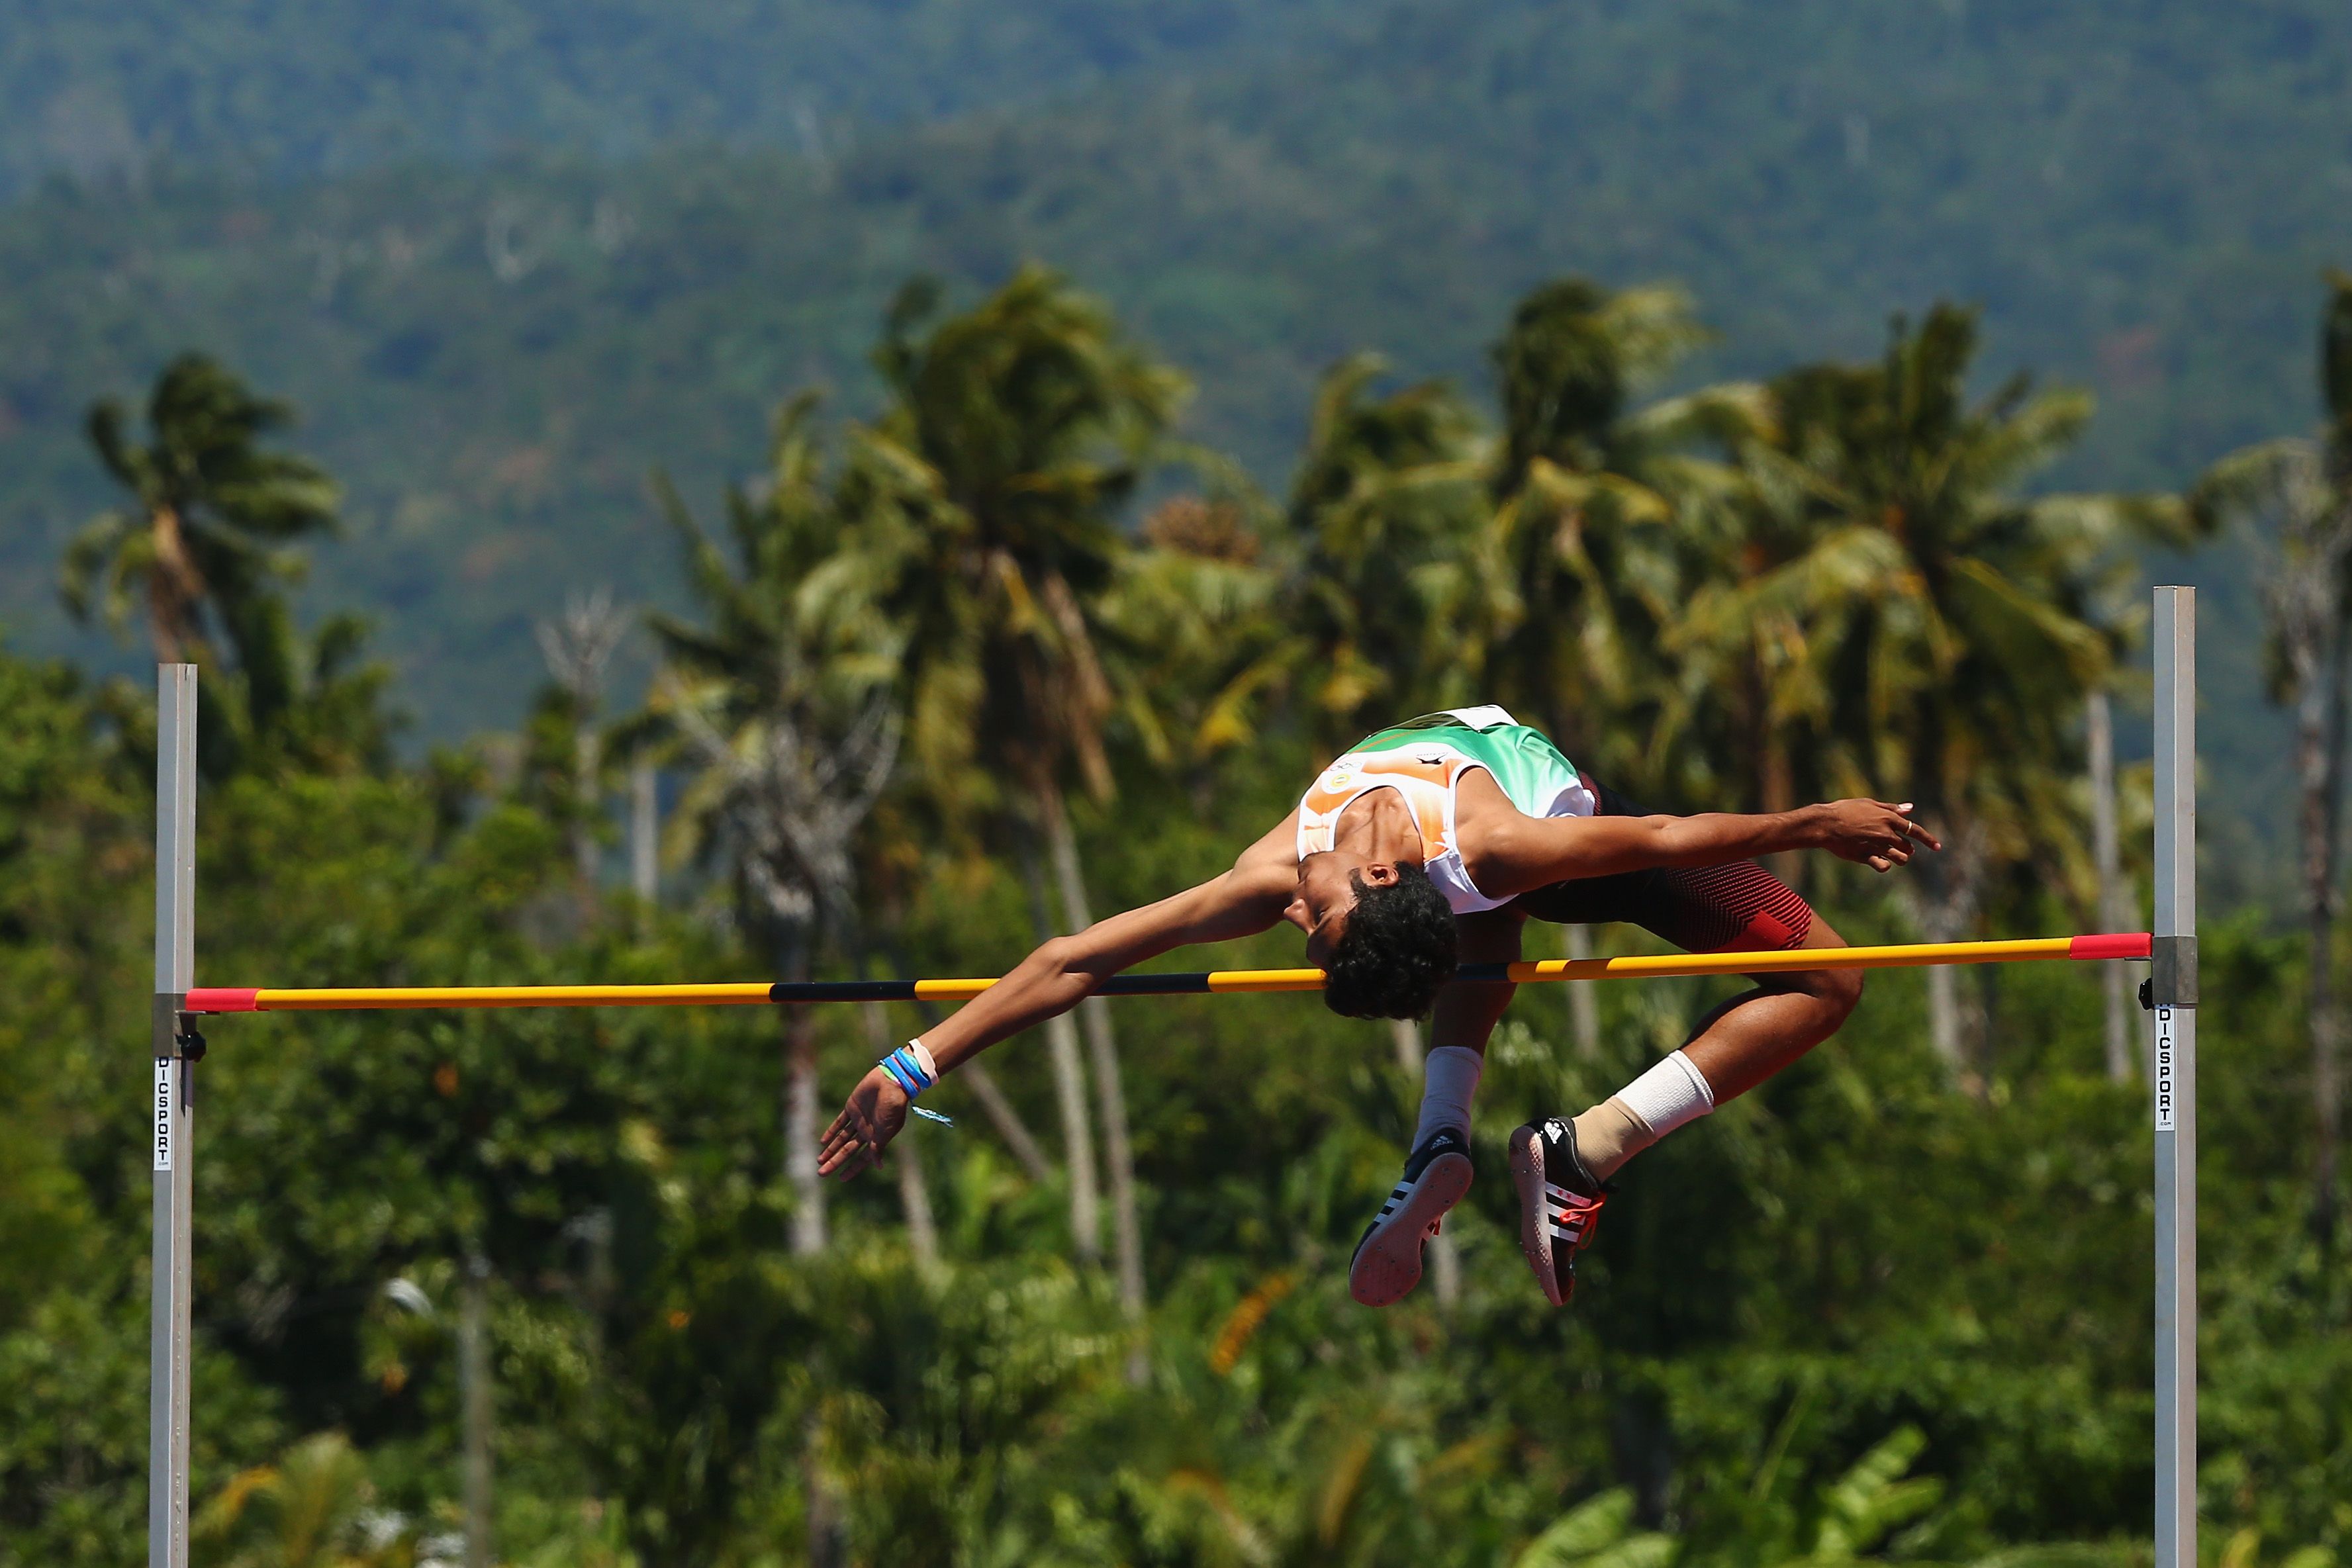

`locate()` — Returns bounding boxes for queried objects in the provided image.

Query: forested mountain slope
[0,0,1318,193]
[1,0,2345,892]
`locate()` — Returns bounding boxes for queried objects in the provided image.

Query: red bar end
[183,987,260,1013]
[2068,933,2153,961]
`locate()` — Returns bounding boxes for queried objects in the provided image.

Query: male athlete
[820,706,1936,1307]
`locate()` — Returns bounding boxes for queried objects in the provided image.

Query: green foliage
[4,607,2347,1559]
[7,59,2352,1553]
[1510,1489,1674,1568]
[193,1431,416,1568]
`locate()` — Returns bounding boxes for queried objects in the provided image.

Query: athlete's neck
[1332,786,1426,868]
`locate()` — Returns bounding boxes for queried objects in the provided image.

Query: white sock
[1415,1046,1483,1146]
[1614,1049,1716,1140]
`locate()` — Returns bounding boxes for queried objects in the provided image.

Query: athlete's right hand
[1810,799,1941,872]
[819,1066,909,1179]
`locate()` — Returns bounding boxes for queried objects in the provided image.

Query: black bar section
[769,980,923,1003]
[1094,972,1216,995]
[768,967,1526,1003]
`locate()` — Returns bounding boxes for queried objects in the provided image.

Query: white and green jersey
[1296,705,1595,913]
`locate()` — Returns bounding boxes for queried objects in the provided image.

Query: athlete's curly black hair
[1321,864,1459,1019]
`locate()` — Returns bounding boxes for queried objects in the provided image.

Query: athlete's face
[1285,852,1403,966]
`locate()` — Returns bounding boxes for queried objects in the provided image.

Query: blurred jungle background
[5,3,2352,1564]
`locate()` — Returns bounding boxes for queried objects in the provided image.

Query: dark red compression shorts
[1507,778,1815,953]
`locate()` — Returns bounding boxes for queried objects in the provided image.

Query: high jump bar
[181,933,2152,1013]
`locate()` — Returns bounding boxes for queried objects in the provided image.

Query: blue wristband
[878,1044,935,1098]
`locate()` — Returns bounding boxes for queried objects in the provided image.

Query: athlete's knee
[1809,964,1864,1023]
[1831,966,1865,1016]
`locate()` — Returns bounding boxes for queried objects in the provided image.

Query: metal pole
[150,665,199,1568]
[2151,587,2197,1568]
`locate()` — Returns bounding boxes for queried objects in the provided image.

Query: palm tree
[1099,494,1286,774]
[858,266,1185,1322]
[63,353,338,708]
[1278,352,1510,743]
[1648,387,1867,843]
[2191,271,2352,1246]
[1717,307,2155,1076]
[1269,355,1515,1307]
[1484,279,1762,796]
[649,394,903,1260]
[193,1432,415,1568]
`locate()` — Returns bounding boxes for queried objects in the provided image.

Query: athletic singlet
[1295,706,1596,914]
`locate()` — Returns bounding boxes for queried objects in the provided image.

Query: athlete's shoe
[1507,1116,1608,1307]
[1348,1126,1475,1307]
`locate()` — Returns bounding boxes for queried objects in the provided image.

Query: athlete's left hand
[819,1066,908,1179]
[1811,799,1942,872]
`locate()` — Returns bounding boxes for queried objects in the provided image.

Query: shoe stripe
[1544,1181,1583,1203]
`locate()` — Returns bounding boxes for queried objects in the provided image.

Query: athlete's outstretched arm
[819,814,1300,1177]
[1471,798,1939,901]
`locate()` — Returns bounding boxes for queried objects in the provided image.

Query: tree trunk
[804,1412,845,1568]
[958,1062,1057,1187]
[146,503,206,665]
[778,935,825,1257]
[1754,654,1801,886]
[1388,1017,1460,1309]
[1908,820,1985,1089]
[1564,924,1601,1058]
[630,760,659,910]
[460,1253,494,1568]
[894,1134,939,1271]
[1043,794,1148,1340]
[2303,620,2349,1250]
[863,999,939,1269]
[2087,691,2135,1082]
[1017,836,1101,1265]
[786,1006,825,1256]
[573,721,602,891]
[1924,964,1962,1078]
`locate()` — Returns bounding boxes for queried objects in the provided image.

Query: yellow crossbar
[183,933,2149,1013]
